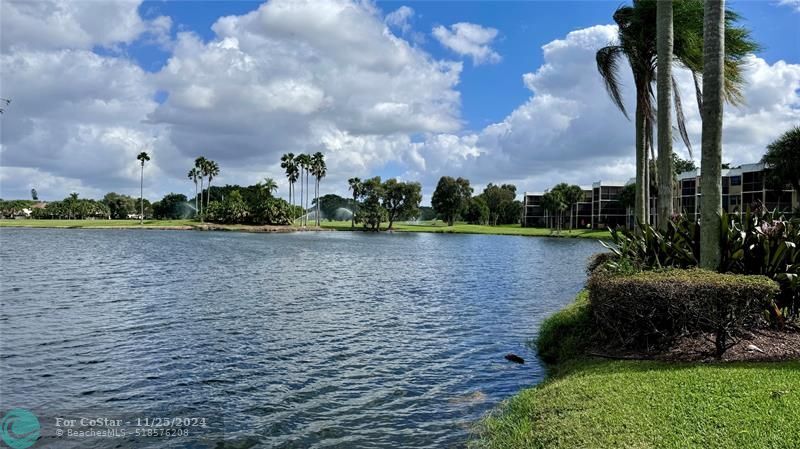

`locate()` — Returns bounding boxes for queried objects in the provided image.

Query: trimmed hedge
[589,269,780,354]
[536,290,593,364]
[585,252,617,275]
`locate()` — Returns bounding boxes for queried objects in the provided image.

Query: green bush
[602,210,800,321]
[585,252,618,274]
[589,269,779,355]
[536,291,593,364]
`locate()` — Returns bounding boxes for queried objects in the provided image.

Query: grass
[1,219,611,239]
[320,220,610,239]
[535,290,592,364]
[472,358,800,449]
[473,291,800,449]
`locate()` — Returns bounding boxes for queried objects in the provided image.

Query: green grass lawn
[472,359,800,449]
[320,220,610,239]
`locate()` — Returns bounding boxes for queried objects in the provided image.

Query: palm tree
[280,153,297,222]
[204,160,220,209]
[136,151,150,224]
[0,98,10,114]
[295,154,311,227]
[311,152,327,226]
[656,0,674,231]
[348,177,362,228]
[596,0,757,231]
[262,177,279,195]
[188,168,199,216]
[699,0,725,270]
[194,157,207,219]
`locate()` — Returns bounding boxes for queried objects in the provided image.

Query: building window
[730,176,741,186]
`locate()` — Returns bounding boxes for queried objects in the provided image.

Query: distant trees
[431,176,472,226]
[31,194,110,219]
[315,194,355,221]
[103,192,137,219]
[281,153,298,221]
[382,179,422,229]
[30,189,38,201]
[762,126,800,200]
[464,197,489,225]
[188,168,199,214]
[347,177,362,228]
[152,193,189,219]
[310,152,327,226]
[356,177,386,231]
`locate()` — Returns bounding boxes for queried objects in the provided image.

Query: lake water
[0,228,599,448]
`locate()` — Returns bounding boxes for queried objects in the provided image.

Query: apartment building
[523,162,798,229]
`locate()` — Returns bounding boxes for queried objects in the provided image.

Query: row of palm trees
[280,152,327,227]
[187,157,220,220]
[597,0,757,269]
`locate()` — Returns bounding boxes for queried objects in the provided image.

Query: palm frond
[672,75,693,159]
[596,45,630,119]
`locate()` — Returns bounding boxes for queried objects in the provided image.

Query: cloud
[432,22,501,65]
[385,6,414,33]
[0,0,170,52]
[1,2,798,205]
[777,0,800,13]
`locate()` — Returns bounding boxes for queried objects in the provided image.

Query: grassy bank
[472,292,800,449]
[473,358,800,449]
[320,220,609,239]
[1,219,611,239]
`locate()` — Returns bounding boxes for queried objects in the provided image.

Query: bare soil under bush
[590,326,800,362]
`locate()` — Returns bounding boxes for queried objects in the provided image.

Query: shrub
[602,210,800,321]
[585,252,618,274]
[588,269,779,355]
[251,197,293,225]
[536,291,593,364]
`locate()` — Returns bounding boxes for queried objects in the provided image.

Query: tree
[188,168,199,216]
[347,177,362,228]
[311,152,326,226]
[357,177,386,231]
[382,179,422,229]
[0,98,10,114]
[596,0,757,230]
[673,154,697,175]
[203,160,220,209]
[136,151,150,224]
[431,176,472,226]
[541,190,565,232]
[194,157,207,219]
[153,193,189,219]
[657,0,674,231]
[699,0,725,270]
[261,178,279,195]
[103,192,136,219]
[762,126,800,200]
[294,154,311,227]
[30,189,38,201]
[315,194,353,221]
[481,183,517,225]
[552,183,584,231]
[280,153,298,223]
[464,196,490,225]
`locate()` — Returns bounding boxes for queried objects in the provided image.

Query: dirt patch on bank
[589,326,800,362]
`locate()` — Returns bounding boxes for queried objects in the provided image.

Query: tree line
[280,152,327,227]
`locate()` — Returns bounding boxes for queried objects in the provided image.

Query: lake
[0,228,599,448]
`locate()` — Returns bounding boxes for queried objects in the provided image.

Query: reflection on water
[0,228,599,448]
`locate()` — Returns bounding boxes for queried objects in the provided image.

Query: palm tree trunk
[140,164,144,225]
[700,0,725,270]
[194,181,198,217]
[199,178,204,221]
[352,194,356,228]
[634,93,649,230]
[657,0,674,231]
[305,169,310,227]
[206,180,211,209]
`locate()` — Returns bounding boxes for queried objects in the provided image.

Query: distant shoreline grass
[1,219,611,239]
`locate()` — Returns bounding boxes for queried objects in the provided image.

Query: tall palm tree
[204,160,220,209]
[280,153,297,222]
[348,177,362,228]
[194,156,207,219]
[699,0,725,270]
[596,0,756,230]
[136,151,150,224]
[262,177,279,195]
[656,0,674,230]
[188,168,199,215]
[311,152,327,226]
[295,154,311,227]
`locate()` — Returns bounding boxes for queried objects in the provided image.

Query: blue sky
[1,0,799,202]
[133,0,800,130]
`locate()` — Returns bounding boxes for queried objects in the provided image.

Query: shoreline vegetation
[0,219,611,239]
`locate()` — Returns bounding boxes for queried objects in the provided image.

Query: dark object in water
[504,353,525,364]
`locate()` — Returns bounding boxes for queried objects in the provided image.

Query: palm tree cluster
[281,152,326,227]
[596,0,757,234]
[541,183,585,233]
[187,157,220,221]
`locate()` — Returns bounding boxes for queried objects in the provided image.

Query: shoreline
[0,220,610,239]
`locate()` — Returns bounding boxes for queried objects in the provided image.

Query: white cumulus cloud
[432,22,502,65]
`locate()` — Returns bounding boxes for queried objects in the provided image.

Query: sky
[1,0,799,205]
